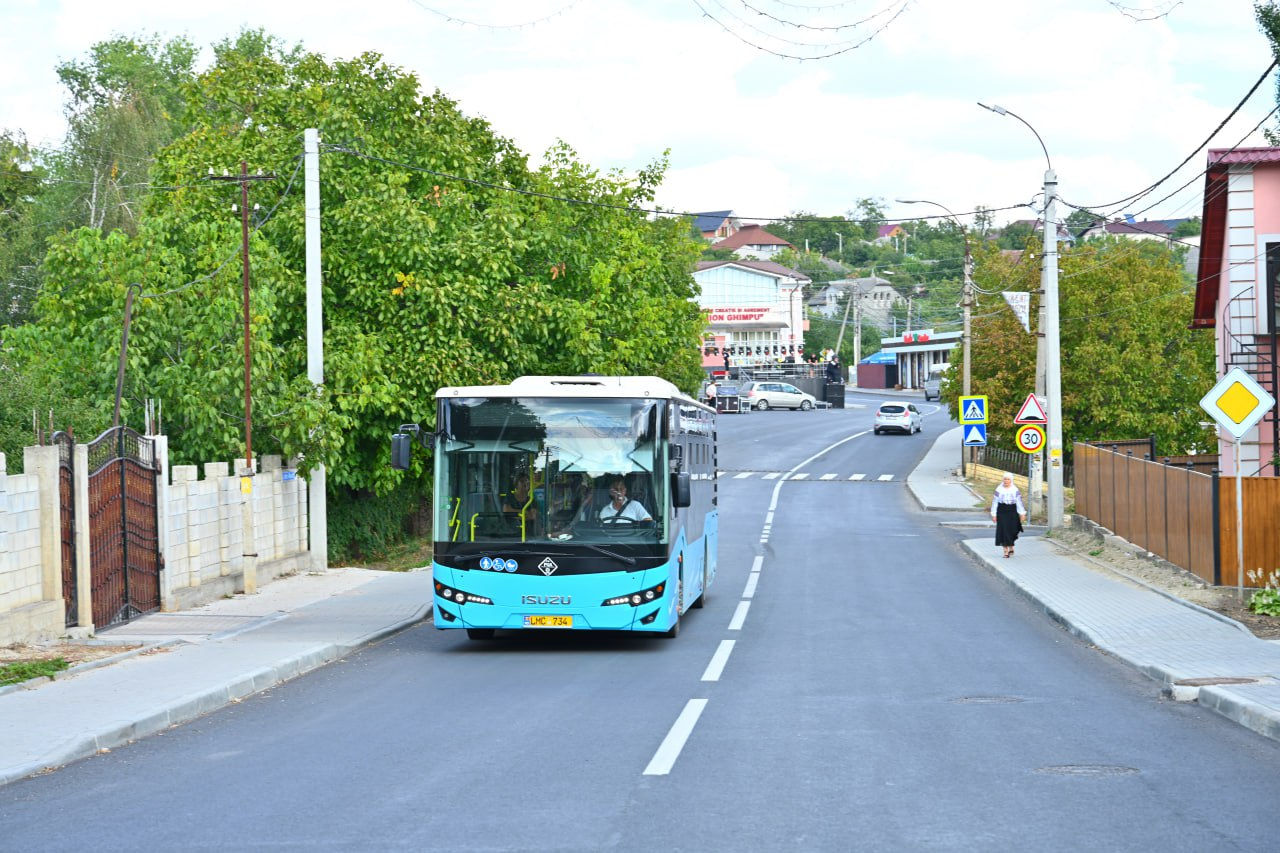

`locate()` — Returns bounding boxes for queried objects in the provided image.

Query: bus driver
[599,476,652,523]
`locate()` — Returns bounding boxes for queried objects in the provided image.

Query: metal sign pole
[1236,440,1245,602]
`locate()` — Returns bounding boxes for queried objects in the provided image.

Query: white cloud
[1,0,1273,224]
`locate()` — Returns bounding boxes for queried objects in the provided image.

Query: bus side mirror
[391,432,413,470]
[672,471,692,508]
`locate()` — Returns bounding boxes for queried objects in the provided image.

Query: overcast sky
[2,0,1276,227]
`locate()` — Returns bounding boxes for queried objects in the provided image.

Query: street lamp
[896,199,975,474]
[979,102,1063,529]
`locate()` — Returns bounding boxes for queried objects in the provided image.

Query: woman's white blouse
[991,485,1026,516]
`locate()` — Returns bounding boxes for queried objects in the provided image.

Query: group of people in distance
[501,472,651,538]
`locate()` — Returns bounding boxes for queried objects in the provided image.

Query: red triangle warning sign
[1014,393,1047,424]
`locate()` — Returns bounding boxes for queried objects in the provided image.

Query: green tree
[6,37,705,515]
[0,131,46,322]
[946,239,1214,456]
[45,33,199,236]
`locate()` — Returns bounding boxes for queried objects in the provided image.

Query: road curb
[0,603,430,788]
[958,539,1280,746]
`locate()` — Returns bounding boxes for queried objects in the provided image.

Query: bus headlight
[603,581,665,607]
[435,581,492,606]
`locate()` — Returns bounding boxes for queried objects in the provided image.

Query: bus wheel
[692,565,707,609]
[664,615,680,638]
[466,628,495,640]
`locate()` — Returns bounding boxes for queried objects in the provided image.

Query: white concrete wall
[0,452,65,644]
[0,440,312,641]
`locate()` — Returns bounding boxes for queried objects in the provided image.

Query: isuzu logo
[522,595,571,605]
[537,557,559,576]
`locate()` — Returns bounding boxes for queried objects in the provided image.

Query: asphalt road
[4,392,1280,851]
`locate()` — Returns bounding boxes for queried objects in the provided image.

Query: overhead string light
[405,0,584,30]
[691,0,911,60]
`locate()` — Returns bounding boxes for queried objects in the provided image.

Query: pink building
[1192,147,1280,476]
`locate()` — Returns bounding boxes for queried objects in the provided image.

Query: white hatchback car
[874,401,922,435]
[742,381,816,411]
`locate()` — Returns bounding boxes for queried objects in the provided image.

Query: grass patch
[0,657,69,686]
[353,536,433,573]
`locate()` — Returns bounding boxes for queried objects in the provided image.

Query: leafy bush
[1246,570,1280,617]
[327,481,428,565]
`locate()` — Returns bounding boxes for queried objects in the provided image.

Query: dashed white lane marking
[763,472,781,480]
[789,472,810,480]
[765,511,775,525]
[701,640,736,683]
[643,699,708,776]
[849,473,866,481]
[728,600,751,631]
[751,555,763,573]
[819,473,837,480]
[878,474,894,481]
[743,573,759,599]
[734,471,753,479]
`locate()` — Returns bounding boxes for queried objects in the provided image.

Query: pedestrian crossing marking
[716,470,900,481]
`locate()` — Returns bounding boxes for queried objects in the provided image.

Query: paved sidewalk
[908,427,1280,744]
[0,569,430,787]
[907,425,985,512]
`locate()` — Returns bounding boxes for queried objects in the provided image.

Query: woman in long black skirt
[990,473,1027,558]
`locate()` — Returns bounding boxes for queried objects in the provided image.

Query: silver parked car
[741,381,816,411]
[874,401,922,434]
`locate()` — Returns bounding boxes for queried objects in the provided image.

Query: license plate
[523,615,573,628]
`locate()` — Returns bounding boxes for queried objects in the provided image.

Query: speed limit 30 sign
[1015,424,1045,454]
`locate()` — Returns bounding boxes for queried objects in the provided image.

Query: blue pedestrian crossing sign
[963,424,988,446]
[958,395,988,424]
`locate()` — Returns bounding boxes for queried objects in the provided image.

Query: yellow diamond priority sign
[1199,367,1275,440]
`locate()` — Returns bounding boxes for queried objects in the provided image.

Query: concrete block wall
[1,440,312,640]
[159,454,308,611]
[0,452,65,644]
[0,469,45,613]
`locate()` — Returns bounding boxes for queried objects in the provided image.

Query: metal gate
[51,431,77,627]
[87,426,162,627]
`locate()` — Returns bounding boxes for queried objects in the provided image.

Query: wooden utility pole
[209,162,275,472]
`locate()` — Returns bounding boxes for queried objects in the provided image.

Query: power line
[1063,59,1277,212]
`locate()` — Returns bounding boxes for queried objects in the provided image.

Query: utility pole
[209,161,275,594]
[834,283,854,358]
[304,129,328,572]
[853,297,862,381]
[209,162,276,473]
[1043,169,1064,528]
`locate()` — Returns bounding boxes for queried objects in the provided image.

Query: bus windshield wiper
[579,543,636,566]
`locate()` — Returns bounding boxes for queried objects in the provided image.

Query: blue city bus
[391,376,718,639]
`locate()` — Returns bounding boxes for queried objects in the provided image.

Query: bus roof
[435,375,705,407]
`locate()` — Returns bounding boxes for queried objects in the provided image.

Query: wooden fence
[1075,442,1280,587]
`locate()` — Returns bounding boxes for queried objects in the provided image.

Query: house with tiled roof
[874,223,907,245]
[693,210,740,240]
[1078,216,1190,243]
[807,276,903,327]
[710,224,794,260]
[1191,146,1280,480]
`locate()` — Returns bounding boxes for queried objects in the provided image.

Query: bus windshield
[435,397,666,545]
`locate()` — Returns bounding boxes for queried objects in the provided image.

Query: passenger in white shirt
[599,476,652,523]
